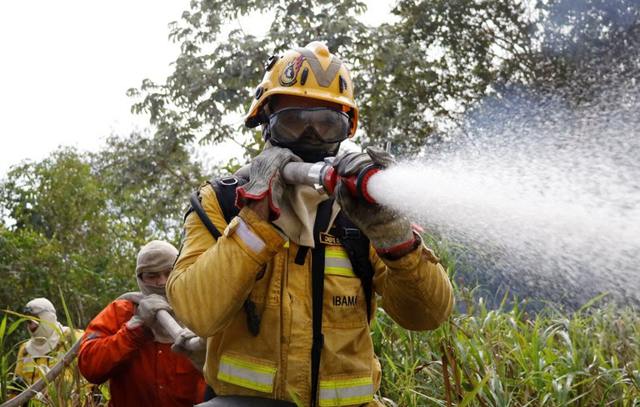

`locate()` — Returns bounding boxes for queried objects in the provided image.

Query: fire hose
[117,292,205,353]
[280,159,382,204]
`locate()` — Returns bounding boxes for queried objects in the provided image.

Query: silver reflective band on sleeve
[236,218,266,253]
[217,354,276,393]
[319,377,374,406]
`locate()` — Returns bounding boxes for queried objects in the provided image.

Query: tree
[93,132,204,244]
[0,134,203,324]
[129,0,536,157]
[529,0,640,102]
[0,149,130,323]
[358,0,536,151]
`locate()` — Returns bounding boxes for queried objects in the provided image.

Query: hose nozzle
[281,159,381,204]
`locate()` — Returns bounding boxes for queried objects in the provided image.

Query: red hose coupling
[322,164,381,204]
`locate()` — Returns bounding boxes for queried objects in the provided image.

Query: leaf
[459,370,492,407]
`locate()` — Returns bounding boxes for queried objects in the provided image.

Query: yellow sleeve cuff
[380,242,440,271]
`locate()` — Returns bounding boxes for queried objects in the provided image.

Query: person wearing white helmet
[13,298,79,386]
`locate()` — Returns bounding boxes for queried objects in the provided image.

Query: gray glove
[333,147,415,252]
[135,294,172,327]
[171,328,206,371]
[236,145,301,219]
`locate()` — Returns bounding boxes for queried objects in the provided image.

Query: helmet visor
[269,107,350,146]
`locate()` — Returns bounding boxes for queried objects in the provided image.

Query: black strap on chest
[189,192,222,239]
[310,199,334,407]
[333,214,375,322]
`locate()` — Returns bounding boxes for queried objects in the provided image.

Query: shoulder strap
[334,213,375,323]
[187,175,248,239]
[310,199,334,407]
[210,175,246,224]
[189,191,222,239]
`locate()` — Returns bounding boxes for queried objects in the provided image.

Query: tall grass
[1,247,638,406]
[371,236,639,406]
[373,296,640,406]
[0,314,26,402]
[4,299,637,406]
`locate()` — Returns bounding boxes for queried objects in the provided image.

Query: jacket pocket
[217,352,277,394]
[323,246,368,328]
[174,357,203,401]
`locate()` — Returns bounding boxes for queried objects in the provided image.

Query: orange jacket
[78,299,205,407]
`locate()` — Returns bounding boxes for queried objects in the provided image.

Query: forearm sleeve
[77,302,148,384]
[372,242,454,331]
[167,186,285,338]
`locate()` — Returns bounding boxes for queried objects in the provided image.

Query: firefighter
[78,240,206,406]
[14,298,81,387]
[167,42,454,406]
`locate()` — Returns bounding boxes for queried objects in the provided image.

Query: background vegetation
[1,0,639,404]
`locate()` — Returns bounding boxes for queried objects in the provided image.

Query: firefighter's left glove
[333,147,417,257]
[126,294,172,330]
[171,328,206,371]
[236,146,302,220]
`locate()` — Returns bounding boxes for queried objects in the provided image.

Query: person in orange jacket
[78,240,206,407]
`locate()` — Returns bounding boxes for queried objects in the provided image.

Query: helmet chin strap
[292,148,338,163]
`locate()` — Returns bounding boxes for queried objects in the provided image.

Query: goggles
[268,107,350,146]
[23,306,38,317]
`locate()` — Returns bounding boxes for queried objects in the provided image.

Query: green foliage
[373,301,640,406]
[0,135,202,329]
[1,149,110,250]
[0,150,126,325]
[358,0,536,152]
[0,314,26,402]
[529,0,640,102]
[129,0,536,158]
[93,132,204,244]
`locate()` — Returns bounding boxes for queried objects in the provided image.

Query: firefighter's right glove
[236,146,301,220]
[333,147,418,257]
[171,328,206,371]
[126,294,172,330]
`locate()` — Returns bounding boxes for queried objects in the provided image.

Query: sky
[0,1,186,176]
[0,1,394,177]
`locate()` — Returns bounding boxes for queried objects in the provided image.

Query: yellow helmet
[245,41,358,136]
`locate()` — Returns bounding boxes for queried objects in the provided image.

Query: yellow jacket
[168,184,454,406]
[14,328,83,386]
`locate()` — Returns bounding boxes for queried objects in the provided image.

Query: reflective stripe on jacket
[78,300,206,407]
[167,184,454,406]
